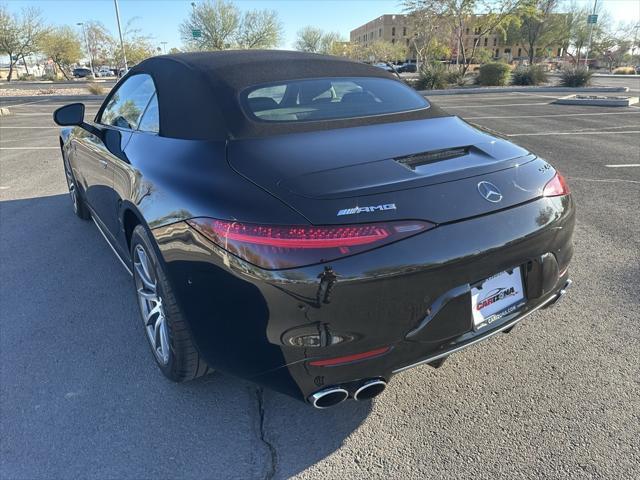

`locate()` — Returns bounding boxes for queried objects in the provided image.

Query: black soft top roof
[127,50,447,140]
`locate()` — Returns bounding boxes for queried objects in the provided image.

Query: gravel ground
[1,78,639,479]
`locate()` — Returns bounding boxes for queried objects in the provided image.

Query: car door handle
[99,159,108,168]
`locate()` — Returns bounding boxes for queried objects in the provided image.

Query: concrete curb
[554,95,640,107]
[419,86,629,96]
[0,107,10,116]
[0,95,107,105]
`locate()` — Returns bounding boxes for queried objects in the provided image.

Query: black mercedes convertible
[54,51,574,408]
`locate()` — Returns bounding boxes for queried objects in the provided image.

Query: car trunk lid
[227,116,549,225]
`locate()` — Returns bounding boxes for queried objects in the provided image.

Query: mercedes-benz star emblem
[477,181,503,203]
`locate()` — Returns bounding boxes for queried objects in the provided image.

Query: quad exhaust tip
[353,379,387,401]
[309,387,349,409]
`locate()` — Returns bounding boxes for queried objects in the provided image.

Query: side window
[138,93,159,133]
[99,74,156,130]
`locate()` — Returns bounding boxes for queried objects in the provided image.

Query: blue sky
[4,0,639,53]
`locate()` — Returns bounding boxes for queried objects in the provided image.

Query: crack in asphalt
[255,387,277,480]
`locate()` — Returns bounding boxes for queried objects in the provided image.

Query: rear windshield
[243,77,429,123]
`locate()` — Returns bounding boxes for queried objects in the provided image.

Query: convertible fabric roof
[127,50,448,140]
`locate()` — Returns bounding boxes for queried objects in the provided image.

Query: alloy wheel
[133,244,170,365]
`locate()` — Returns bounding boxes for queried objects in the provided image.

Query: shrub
[559,67,593,87]
[511,65,548,86]
[18,73,36,81]
[477,62,511,86]
[447,70,466,86]
[415,62,449,90]
[613,66,635,75]
[86,83,105,95]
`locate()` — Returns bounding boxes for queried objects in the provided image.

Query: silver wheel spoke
[134,244,170,365]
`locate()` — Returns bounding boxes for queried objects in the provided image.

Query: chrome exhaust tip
[308,387,349,409]
[353,379,387,401]
[546,279,572,309]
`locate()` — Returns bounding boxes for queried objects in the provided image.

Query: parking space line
[510,92,563,99]
[605,164,640,168]
[440,102,551,108]
[507,130,640,137]
[466,111,640,120]
[0,146,58,150]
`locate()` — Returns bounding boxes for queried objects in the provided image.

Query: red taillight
[543,172,570,197]
[308,346,391,367]
[187,218,434,269]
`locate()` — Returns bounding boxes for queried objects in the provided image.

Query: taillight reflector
[309,346,391,367]
[187,218,434,269]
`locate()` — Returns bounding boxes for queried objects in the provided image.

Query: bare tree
[294,26,324,53]
[0,6,45,81]
[83,21,115,67]
[236,9,283,48]
[403,0,528,74]
[180,0,239,50]
[294,26,342,54]
[180,0,281,51]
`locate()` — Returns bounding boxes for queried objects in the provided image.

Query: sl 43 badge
[337,203,397,216]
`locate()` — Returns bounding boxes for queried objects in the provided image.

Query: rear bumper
[153,195,575,402]
[393,278,572,374]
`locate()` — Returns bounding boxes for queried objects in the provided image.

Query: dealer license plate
[471,267,525,330]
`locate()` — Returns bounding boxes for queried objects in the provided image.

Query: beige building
[350,14,564,62]
[350,14,413,49]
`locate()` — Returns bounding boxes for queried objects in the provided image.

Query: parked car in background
[397,63,417,73]
[373,62,394,72]
[72,67,93,78]
[96,67,113,77]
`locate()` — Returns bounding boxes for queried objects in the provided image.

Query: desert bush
[415,62,449,90]
[613,66,635,75]
[86,83,105,95]
[559,67,592,87]
[446,70,467,86]
[477,62,511,86]
[18,74,36,81]
[511,65,548,86]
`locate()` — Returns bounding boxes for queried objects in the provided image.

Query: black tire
[63,155,90,220]
[130,225,212,382]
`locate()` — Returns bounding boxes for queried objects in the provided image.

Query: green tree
[39,26,82,80]
[506,0,565,63]
[0,5,45,81]
[364,41,409,63]
[403,0,528,74]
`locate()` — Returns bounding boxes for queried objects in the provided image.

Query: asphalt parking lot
[1,77,639,479]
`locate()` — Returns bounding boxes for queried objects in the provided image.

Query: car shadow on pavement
[0,194,371,479]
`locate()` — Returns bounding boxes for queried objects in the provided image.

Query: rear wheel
[63,156,90,220]
[130,225,212,382]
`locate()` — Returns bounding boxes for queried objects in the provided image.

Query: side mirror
[53,103,85,126]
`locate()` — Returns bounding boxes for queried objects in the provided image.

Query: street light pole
[584,0,598,68]
[113,0,128,70]
[161,41,167,54]
[76,22,94,74]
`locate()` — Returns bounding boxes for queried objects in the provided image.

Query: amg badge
[337,204,397,216]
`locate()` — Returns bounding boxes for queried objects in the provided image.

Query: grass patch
[86,83,105,95]
[613,66,636,75]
